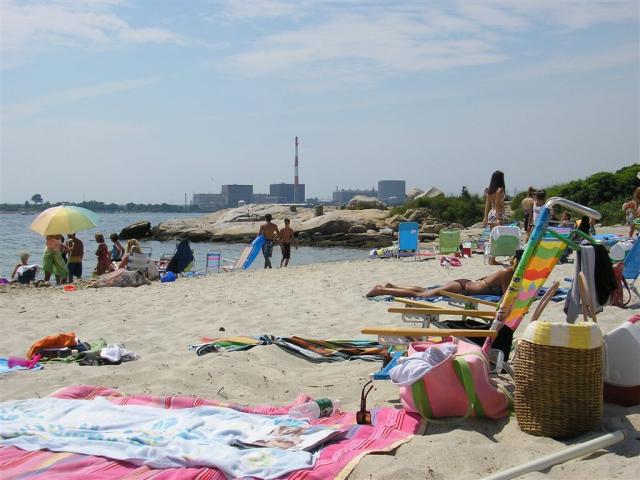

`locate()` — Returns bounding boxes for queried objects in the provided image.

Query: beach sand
[1,247,638,479]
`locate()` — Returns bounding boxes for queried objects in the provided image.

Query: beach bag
[397,337,512,420]
[513,321,603,438]
[610,262,631,307]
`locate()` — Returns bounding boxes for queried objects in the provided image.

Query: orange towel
[27,332,77,359]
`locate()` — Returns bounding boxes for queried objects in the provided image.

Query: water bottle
[288,398,342,419]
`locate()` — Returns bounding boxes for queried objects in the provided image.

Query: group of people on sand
[11,232,141,285]
[258,214,298,269]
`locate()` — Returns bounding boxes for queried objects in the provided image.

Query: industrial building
[378,180,406,205]
[221,184,253,208]
[269,183,306,204]
[191,193,224,211]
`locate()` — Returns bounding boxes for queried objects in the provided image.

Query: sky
[1,0,638,204]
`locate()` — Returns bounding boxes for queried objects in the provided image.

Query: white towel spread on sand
[389,343,457,386]
[0,397,318,479]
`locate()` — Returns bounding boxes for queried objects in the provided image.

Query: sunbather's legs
[366,280,466,298]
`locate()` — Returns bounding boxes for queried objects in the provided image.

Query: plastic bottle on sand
[288,398,342,419]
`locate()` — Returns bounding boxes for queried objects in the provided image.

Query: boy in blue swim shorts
[259,213,280,269]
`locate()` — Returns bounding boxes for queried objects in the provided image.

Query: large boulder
[346,195,386,210]
[319,220,353,235]
[415,187,444,200]
[384,214,408,230]
[406,187,424,201]
[407,208,434,224]
[348,224,367,234]
[119,221,151,240]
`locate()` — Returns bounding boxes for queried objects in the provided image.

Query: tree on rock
[31,194,43,204]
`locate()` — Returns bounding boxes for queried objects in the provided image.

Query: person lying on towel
[366,249,522,299]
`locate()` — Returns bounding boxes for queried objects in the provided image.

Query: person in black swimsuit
[366,250,523,298]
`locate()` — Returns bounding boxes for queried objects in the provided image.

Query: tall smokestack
[294,136,299,203]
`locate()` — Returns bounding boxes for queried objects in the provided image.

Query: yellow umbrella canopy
[30,205,99,236]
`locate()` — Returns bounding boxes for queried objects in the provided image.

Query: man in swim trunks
[259,213,280,269]
[279,218,296,268]
[366,250,523,298]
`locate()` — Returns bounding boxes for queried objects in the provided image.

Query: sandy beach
[1,247,638,479]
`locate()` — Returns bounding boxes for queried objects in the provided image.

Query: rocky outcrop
[346,196,386,210]
[406,187,424,201]
[151,205,391,247]
[415,187,444,200]
[119,221,152,240]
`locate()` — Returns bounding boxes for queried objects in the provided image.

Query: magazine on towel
[238,421,346,451]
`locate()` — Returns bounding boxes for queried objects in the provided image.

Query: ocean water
[0,212,367,278]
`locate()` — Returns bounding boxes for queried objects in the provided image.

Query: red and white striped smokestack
[294,136,299,186]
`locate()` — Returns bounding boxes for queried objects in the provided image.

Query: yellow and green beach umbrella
[30,205,99,236]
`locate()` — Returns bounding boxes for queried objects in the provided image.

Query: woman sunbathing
[366,250,522,299]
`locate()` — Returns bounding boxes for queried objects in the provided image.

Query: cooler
[603,315,640,406]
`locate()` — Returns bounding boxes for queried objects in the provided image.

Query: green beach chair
[439,229,460,254]
[484,225,521,264]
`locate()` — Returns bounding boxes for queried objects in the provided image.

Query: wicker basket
[513,323,603,439]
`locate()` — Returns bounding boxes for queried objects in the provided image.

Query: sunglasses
[356,380,374,425]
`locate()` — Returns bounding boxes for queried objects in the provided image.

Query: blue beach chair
[623,238,640,298]
[397,222,419,259]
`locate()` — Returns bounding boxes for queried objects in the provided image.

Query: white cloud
[0,0,184,52]
[223,11,504,85]
[221,0,301,19]
[215,0,638,88]
[3,77,160,118]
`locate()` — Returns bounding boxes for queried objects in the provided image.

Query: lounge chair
[205,250,221,274]
[363,197,602,364]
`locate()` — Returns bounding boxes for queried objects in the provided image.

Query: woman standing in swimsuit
[483,170,506,228]
[366,250,522,298]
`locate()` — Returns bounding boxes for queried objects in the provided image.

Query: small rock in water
[219,326,225,331]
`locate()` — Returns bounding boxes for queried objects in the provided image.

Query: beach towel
[0,358,43,375]
[0,385,423,480]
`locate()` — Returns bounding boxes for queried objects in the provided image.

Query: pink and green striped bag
[399,338,512,420]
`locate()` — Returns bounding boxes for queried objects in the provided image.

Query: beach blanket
[0,358,43,375]
[191,336,388,363]
[0,385,423,480]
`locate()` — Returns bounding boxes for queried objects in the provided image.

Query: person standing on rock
[259,213,280,269]
[279,218,297,268]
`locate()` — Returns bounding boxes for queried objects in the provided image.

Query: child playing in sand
[94,233,112,275]
[43,235,68,284]
[279,218,297,268]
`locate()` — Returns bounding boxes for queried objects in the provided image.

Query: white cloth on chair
[564,244,603,323]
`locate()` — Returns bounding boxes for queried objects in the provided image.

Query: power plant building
[192,193,224,211]
[378,180,406,205]
[270,183,305,204]
[221,184,253,208]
